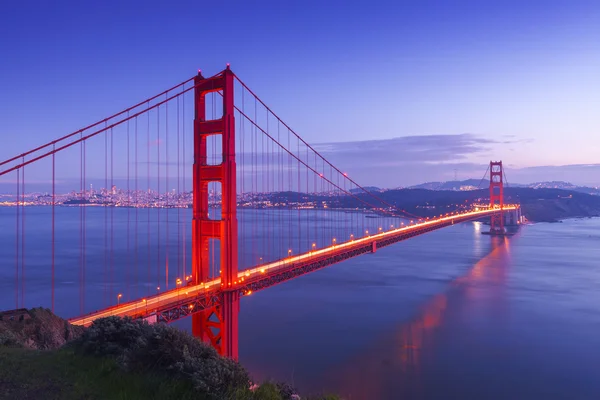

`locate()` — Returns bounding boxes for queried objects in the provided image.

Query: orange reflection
[327,237,512,399]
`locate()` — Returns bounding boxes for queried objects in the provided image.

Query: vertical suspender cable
[104,123,108,306]
[166,95,170,289]
[15,169,20,309]
[110,127,114,303]
[135,115,139,300]
[83,138,86,313]
[21,162,25,308]
[79,135,83,313]
[52,146,55,312]
[147,102,151,295]
[127,114,130,300]
[177,95,181,280]
[182,85,186,279]
[157,106,161,290]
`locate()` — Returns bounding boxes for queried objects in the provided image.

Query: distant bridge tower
[489,161,505,235]
[192,66,239,359]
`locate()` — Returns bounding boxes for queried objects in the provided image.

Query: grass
[0,346,199,400]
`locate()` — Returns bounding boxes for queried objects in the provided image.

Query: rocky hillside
[0,307,84,350]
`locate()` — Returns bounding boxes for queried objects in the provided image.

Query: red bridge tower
[191,67,239,359]
[489,161,505,235]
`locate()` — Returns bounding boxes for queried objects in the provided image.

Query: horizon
[1,173,597,196]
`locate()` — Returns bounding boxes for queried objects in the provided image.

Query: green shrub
[71,316,250,399]
[0,330,21,348]
[275,381,296,399]
[252,382,284,400]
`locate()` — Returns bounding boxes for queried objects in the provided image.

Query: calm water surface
[1,208,599,399]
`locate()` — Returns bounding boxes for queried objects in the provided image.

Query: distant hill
[408,179,598,195]
[526,181,600,195]
[409,179,489,191]
[371,187,600,222]
[262,187,600,222]
[350,186,381,194]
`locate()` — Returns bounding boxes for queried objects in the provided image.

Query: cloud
[313,134,494,167]
[297,134,495,186]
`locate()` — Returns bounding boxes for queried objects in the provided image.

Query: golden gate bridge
[0,66,519,360]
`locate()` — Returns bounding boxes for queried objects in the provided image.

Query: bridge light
[117,293,122,305]
[248,290,253,295]
[366,230,369,236]
[332,238,336,245]
[350,234,354,240]
[189,304,194,310]
[156,286,160,292]
[288,249,292,256]
[260,268,265,273]
[245,272,250,277]
[378,227,382,232]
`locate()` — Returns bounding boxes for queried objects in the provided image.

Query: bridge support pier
[191,66,239,360]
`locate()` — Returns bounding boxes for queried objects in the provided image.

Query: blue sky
[1,0,599,187]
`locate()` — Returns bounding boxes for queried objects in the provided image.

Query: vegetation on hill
[261,187,600,222]
[0,309,339,400]
[375,187,600,222]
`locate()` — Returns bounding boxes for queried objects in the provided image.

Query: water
[1,208,599,399]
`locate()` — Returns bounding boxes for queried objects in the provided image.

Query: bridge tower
[489,161,505,235]
[192,67,239,359]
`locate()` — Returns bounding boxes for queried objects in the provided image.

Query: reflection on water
[327,237,512,399]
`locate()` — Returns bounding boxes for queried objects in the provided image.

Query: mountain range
[406,180,600,195]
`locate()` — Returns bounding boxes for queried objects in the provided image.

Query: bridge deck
[69,206,517,326]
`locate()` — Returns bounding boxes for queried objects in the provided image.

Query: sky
[1,0,599,189]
